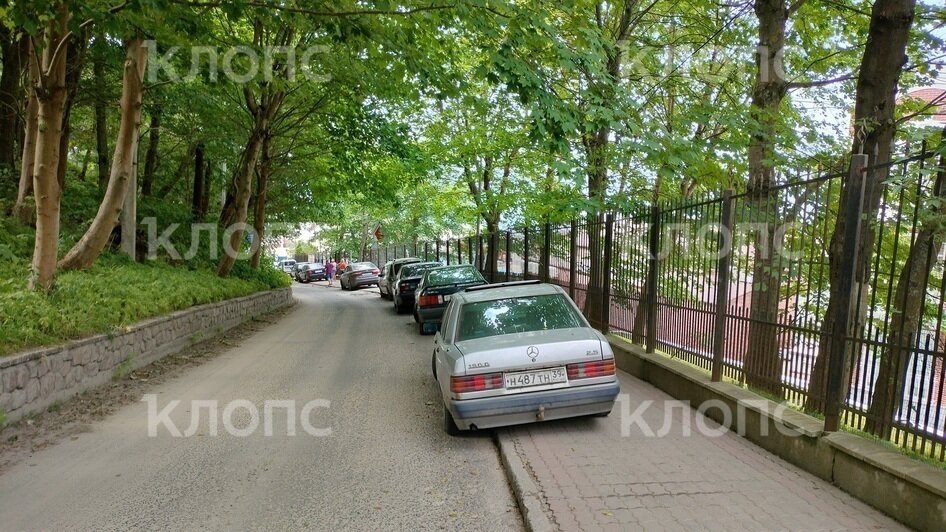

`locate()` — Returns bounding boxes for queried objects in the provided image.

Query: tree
[27,4,71,290]
[806,0,919,411]
[59,37,149,270]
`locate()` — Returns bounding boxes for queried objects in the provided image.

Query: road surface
[0,284,522,530]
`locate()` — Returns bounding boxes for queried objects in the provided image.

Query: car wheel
[418,319,426,335]
[443,404,462,436]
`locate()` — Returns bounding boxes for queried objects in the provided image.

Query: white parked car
[431,281,620,435]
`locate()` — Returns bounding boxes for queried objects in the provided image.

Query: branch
[787,73,855,89]
[173,1,454,17]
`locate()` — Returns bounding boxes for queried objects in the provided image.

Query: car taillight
[567,359,615,379]
[418,294,440,307]
[371,268,380,274]
[400,282,410,290]
[451,373,505,393]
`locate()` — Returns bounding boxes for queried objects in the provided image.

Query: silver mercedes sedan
[431,281,620,435]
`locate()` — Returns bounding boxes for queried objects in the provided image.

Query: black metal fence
[353,145,946,459]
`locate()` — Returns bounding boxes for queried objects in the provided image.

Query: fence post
[645,205,661,354]
[445,240,450,265]
[505,231,512,282]
[523,226,530,280]
[569,220,577,300]
[824,154,869,432]
[601,214,614,334]
[424,242,429,261]
[457,238,462,265]
[488,232,497,282]
[467,236,473,264]
[543,222,552,283]
[712,190,735,382]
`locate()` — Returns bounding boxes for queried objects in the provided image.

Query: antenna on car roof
[463,280,542,292]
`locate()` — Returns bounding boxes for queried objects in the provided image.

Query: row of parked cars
[356,256,621,436]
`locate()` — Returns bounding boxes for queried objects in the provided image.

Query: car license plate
[504,367,567,389]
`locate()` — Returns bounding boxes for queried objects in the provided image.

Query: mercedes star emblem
[527,346,539,362]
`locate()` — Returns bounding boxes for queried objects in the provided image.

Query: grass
[0,181,290,357]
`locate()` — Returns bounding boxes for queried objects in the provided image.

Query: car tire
[593,410,612,418]
[443,404,462,436]
[418,319,427,335]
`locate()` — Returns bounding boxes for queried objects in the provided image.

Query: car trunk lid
[454,328,603,375]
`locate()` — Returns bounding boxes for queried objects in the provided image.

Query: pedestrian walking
[326,259,336,286]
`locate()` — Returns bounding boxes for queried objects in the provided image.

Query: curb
[494,431,557,532]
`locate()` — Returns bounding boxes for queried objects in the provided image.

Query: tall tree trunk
[216,125,267,276]
[141,104,161,196]
[191,142,205,220]
[865,130,946,437]
[806,0,918,411]
[12,40,38,224]
[200,158,212,219]
[583,128,609,327]
[250,136,271,269]
[56,37,86,190]
[28,5,71,291]
[743,0,790,394]
[92,35,110,193]
[59,38,148,271]
[0,27,24,181]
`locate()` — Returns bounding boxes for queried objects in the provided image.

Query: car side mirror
[433,332,441,344]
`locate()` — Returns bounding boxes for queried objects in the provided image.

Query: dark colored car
[392,261,442,314]
[339,262,381,290]
[291,262,309,282]
[378,257,422,300]
[297,262,327,283]
[414,264,487,334]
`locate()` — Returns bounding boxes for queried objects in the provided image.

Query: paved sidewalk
[497,371,907,531]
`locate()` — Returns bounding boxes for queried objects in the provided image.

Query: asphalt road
[0,283,523,530]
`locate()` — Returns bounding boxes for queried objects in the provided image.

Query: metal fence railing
[335,144,946,460]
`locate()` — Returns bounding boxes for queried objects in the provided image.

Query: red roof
[906,88,946,123]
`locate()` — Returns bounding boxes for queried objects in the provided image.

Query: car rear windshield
[427,267,484,286]
[456,294,585,341]
[352,262,377,270]
[400,263,441,279]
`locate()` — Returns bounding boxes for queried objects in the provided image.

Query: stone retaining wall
[0,288,294,423]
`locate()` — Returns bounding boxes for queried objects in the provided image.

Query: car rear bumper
[449,380,620,430]
[416,306,445,323]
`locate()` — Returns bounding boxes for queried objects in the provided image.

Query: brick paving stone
[499,371,909,531]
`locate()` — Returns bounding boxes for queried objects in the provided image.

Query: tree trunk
[59,38,148,271]
[200,158,212,219]
[583,128,609,327]
[56,37,86,190]
[191,142,205,220]
[141,104,161,196]
[28,6,71,291]
[12,41,38,223]
[0,28,24,180]
[93,35,110,193]
[743,0,789,394]
[250,136,271,269]
[865,130,946,437]
[806,0,917,411]
[216,126,267,277]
